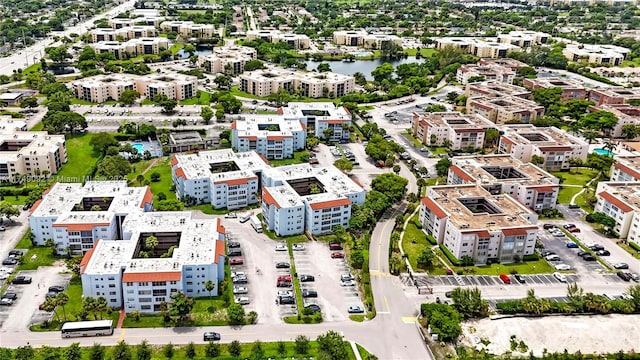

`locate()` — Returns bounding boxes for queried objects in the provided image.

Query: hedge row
[439,244,461,266]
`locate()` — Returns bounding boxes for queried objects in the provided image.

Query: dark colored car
[300,275,315,282]
[329,243,343,251]
[8,250,23,257]
[227,242,241,248]
[596,250,610,256]
[331,252,345,258]
[541,250,555,257]
[543,224,555,229]
[277,281,293,288]
[617,271,632,281]
[203,332,221,341]
[12,276,31,284]
[577,251,589,257]
[582,254,596,261]
[2,258,17,266]
[305,304,321,313]
[275,262,290,269]
[278,296,295,304]
[1,292,17,300]
[589,244,605,251]
[48,286,65,293]
[45,291,58,298]
[228,249,242,257]
[568,227,581,233]
[513,274,526,283]
[563,224,576,229]
[302,289,318,298]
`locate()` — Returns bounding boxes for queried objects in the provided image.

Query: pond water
[303,57,425,80]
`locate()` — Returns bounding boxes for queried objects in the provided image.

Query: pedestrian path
[116,308,126,328]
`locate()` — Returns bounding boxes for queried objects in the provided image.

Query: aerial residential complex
[160,21,217,38]
[588,87,640,106]
[419,184,539,264]
[610,155,640,182]
[109,15,165,29]
[280,102,352,142]
[90,37,170,60]
[231,115,306,159]
[261,164,366,236]
[71,73,197,102]
[28,182,154,255]
[523,77,588,101]
[466,81,532,100]
[410,112,495,150]
[498,125,589,171]
[456,62,518,85]
[0,117,67,182]
[594,182,640,243]
[562,43,630,65]
[239,66,355,98]
[466,93,544,124]
[497,30,550,47]
[435,38,521,58]
[448,155,560,211]
[171,150,269,209]
[593,104,640,138]
[332,30,402,49]
[89,26,157,42]
[246,30,310,49]
[79,211,226,313]
[197,45,257,75]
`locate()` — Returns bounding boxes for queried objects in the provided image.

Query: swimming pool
[593,148,613,157]
[132,143,144,154]
[354,51,373,57]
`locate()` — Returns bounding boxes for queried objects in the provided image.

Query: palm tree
[521,289,541,315]
[566,283,584,312]
[95,297,108,320]
[389,255,401,275]
[137,174,145,186]
[56,292,69,321]
[83,296,97,320]
[205,280,215,310]
[584,131,597,144]
[42,296,60,322]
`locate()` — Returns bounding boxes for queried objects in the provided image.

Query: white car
[554,264,571,271]
[277,290,293,297]
[233,286,248,294]
[231,271,246,278]
[234,296,250,305]
[275,244,287,251]
[545,255,561,261]
[340,280,356,287]
[292,244,305,251]
[554,272,567,282]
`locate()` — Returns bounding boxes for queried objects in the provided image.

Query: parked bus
[61,320,114,338]
[250,215,262,233]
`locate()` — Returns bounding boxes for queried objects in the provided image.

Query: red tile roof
[502,228,529,236]
[500,136,514,145]
[450,165,474,182]
[52,223,110,231]
[326,119,348,124]
[170,155,179,166]
[261,187,281,209]
[79,240,98,275]
[122,271,182,283]
[342,106,350,115]
[213,176,257,186]
[309,198,351,210]
[538,146,573,152]
[231,121,237,130]
[474,230,491,238]
[140,187,153,208]
[216,218,225,235]
[615,162,640,180]
[215,239,225,260]
[530,186,557,193]
[174,167,186,179]
[266,135,290,140]
[30,199,42,214]
[421,197,447,219]
[598,191,633,212]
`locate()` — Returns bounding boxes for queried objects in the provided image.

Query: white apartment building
[497,31,550,48]
[0,117,67,182]
[563,43,630,66]
[261,164,366,236]
[498,125,589,171]
[410,112,495,150]
[197,46,257,75]
[79,212,226,313]
[91,37,169,59]
[465,81,532,100]
[109,16,165,29]
[420,185,539,264]
[592,104,640,138]
[171,150,268,209]
[89,26,157,42]
[456,63,517,85]
[246,30,310,49]
[231,115,306,159]
[280,102,352,142]
[448,155,560,211]
[466,95,544,124]
[29,182,154,255]
[362,33,402,49]
[435,38,521,58]
[333,30,368,46]
[610,155,640,182]
[71,74,197,103]
[239,66,354,98]
[594,182,640,241]
[160,21,216,38]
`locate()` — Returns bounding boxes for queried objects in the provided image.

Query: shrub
[439,244,461,266]
[630,242,640,252]
[426,234,437,245]
[496,300,523,314]
[522,254,539,261]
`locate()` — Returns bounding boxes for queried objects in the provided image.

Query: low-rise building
[246,30,310,49]
[171,150,268,209]
[456,63,517,85]
[610,155,640,182]
[466,95,544,124]
[591,104,640,139]
[0,91,25,106]
[231,115,306,159]
[262,164,366,236]
[523,77,588,101]
[197,46,257,75]
[498,125,589,171]
[160,21,216,38]
[333,30,368,46]
[89,26,157,42]
[71,73,197,102]
[280,102,352,142]
[588,87,640,106]
[448,155,560,211]
[435,37,521,58]
[28,182,154,255]
[0,117,67,182]
[79,212,226,313]
[109,16,165,29]
[239,67,354,98]
[362,33,402,49]
[410,112,495,150]
[419,184,539,264]
[563,43,630,66]
[91,37,170,60]
[594,182,640,240]
[497,31,550,48]
[465,81,532,100]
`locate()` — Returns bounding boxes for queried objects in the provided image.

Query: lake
[303,57,425,80]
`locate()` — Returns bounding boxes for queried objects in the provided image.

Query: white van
[235,296,250,305]
[250,215,263,233]
[239,211,251,223]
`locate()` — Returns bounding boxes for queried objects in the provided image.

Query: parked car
[540,250,555,257]
[2,258,17,266]
[278,296,295,304]
[304,304,321,313]
[302,289,318,298]
[577,251,589,257]
[231,271,246,278]
[228,249,242,257]
[292,244,305,251]
[631,273,640,282]
[278,290,293,297]
[340,273,354,282]
[48,286,65,293]
[235,296,250,305]
[203,332,221,341]
[229,258,244,265]
[568,204,581,209]
[617,271,632,281]
[341,280,356,287]
[277,281,293,287]
[45,291,58,298]
[277,275,292,282]
[8,250,23,257]
[348,305,365,314]
[275,244,287,251]
[596,250,610,256]
[0,298,13,306]
[568,227,581,233]
[513,274,526,283]
[588,244,605,251]
[300,275,315,282]
[233,286,248,294]
[545,254,561,261]
[563,224,576,229]
[224,212,237,219]
[1,292,17,300]
[581,254,596,261]
[331,252,345,259]
[12,276,31,284]
[553,232,565,238]
[227,241,241,248]
[543,224,555,229]
[614,263,629,269]
[329,242,343,250]
[232,276,248,284]
[275,262,290,269]
[554,272,567,282]
[554,264,571,271]
[499,273,511,284]
[565,241,579,248]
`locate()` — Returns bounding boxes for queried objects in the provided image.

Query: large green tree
[119,90,140,105]
[371,173,408,203]
[169,291,195,324]
[95,155,132,179]
[316,331,349,360]
[449,287,489,319]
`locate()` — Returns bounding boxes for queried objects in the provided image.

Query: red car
[277,275,292,282]
[229,258,244,265]
[568,227,580,233]
[331,252,345,258]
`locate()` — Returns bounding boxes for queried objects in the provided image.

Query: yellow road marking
[383,295,390,313]
[118,329,126,342]
[402,316,416,324]
[370,270,392,277]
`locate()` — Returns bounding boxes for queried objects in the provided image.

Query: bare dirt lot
[461,314,640,356]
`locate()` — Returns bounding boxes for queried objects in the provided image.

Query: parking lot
[416,273,580,289]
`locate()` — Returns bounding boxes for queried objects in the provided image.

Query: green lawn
[428,147,448,155]
[403,48,438,57]
[179,90,212,105]
[22,63,42,74]
[30,121,44,131]
[556,187,582,205]
[169,42,185,55]
[70,98,97,105]
[143,157,174,198]
[56,133,101,181]
[618,242,640,260]
[123,297,229,328]
[126,159,156,183]
[403,132,423,148]
[551,168,600,205]
[269,150,310,167]
[401,214,437,272]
